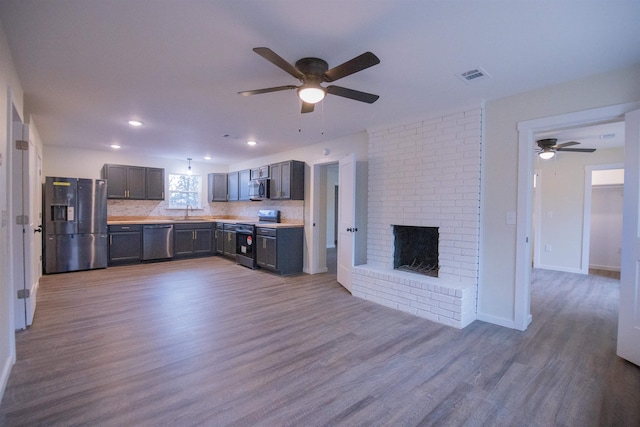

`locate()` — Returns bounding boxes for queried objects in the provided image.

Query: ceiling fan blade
[253,47,305,80]
[326,85,379,103]
[554,141,580,149]
[323,52,380,82]
[556,148,596,153]
[238,85,297,96]
[301,102,315,114]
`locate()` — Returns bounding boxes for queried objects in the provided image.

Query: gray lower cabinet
[108,224,142,265]
[223,224,237,258]
[256,226,303,275]
[215,223,224,254]
[174,223,214,257]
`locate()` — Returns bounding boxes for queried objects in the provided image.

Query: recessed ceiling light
[204,156,212,160]
[247,141,257,146]
[110,144,121,149]
[128,120,143,127]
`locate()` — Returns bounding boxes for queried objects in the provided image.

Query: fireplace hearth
[393,225,439,277]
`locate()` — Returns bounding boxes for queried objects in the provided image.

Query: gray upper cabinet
[227,172,239,201]
[250,165,270,180]
[208,173,228,202]
[238,169,251,201]
[103,164,155,200]
[270,160,304,200]
[146,168,165,200]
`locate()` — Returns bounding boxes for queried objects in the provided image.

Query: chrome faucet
[185,205,192,219]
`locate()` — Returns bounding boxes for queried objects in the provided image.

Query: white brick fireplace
[352,107,482,328]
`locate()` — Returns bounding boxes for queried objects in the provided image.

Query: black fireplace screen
[393,225,439,277]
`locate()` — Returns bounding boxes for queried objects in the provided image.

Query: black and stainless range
[235,209,281,269]
[235,223,257,269]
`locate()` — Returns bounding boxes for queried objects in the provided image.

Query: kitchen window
[168,173,201,209]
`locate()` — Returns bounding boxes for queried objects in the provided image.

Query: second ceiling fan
[238,47,380,113]
[536,138,596,160]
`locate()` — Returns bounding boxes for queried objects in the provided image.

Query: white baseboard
[536,264,585,275]
[589,264,621,272]
[476,312,516,329]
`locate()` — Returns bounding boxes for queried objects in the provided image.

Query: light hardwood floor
[1,258,638,426]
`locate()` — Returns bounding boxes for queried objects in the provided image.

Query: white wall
[0,19,24,402]
[593,168,624,186]
[43,145,229,180]
[536,147,624,273]
[481,64,640,325]
[590,184,623,271]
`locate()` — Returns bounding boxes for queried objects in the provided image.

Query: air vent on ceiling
[457,67,491,84]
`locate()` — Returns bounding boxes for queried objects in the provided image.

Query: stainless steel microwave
[248,178,270,201]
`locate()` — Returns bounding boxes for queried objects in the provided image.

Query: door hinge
[17,289,30,299]
[16,140,29,150]
[16,214,29,225]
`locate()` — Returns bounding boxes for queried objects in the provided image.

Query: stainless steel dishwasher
[142,224,174,260]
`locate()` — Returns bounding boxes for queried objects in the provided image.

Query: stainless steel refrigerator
[44,177,108,274]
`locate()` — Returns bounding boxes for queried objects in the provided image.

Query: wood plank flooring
[1,259,639,426]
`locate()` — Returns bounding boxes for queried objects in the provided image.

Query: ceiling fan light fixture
[539,148,555,160]
[297,85,325,104]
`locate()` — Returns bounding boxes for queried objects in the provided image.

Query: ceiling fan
[536,138,596,160]
[238,47,380,114]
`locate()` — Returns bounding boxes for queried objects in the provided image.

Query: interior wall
[0,19,24,402]
[590,184,624,271]
[43,145,229,180]
[535,147,624,273]
[481,63,640,326]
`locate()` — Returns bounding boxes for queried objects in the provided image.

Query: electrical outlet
[545,244,552,252]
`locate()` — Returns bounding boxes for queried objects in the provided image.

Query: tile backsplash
[107,199,304,222]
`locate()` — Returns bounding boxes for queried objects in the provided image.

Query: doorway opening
[531,123,624,276]
[312,162,339,275]
[516,102,638,331]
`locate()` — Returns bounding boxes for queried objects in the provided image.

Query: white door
[617,108,640,366]
[337,153,356,292]
[12,123,40,329]
[27,132,42,325]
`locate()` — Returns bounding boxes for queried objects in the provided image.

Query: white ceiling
[1,0,639,165]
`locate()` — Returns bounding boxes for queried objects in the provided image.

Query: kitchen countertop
[107,217,304,228]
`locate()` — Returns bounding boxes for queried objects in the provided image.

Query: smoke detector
[457,67,491,84]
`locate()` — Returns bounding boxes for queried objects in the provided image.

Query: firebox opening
[393,225,439,277]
